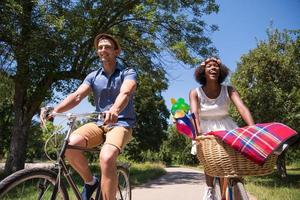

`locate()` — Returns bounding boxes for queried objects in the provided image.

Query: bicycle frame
[48,112,105,200]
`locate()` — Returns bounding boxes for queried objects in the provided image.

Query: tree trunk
[4,110,31,175]
[4,76,32,175]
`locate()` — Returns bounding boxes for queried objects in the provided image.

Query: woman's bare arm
[228,86,254,126]
[189,89,202,134]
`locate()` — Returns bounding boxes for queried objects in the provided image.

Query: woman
[189,57,254,200]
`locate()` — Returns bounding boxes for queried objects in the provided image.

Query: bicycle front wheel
[0,168,69,200]
[235,181,249,200]
[213,177,222,200]
[116,166,131,200]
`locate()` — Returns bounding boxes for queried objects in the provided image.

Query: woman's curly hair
[194,57,229,85]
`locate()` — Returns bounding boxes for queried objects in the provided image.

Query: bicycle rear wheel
[0,168,69,200]
[116,166,131,200]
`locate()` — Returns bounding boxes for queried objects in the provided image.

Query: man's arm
[105,79,137,124]
[53,83,92,113]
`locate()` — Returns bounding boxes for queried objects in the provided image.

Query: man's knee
[69,134,86,146]
[100,145,119,166]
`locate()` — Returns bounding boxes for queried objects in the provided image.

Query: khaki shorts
[72,122,132,152]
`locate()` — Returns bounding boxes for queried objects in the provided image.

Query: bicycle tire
[235,181,249,200]
[213,177,222,200]
[116,166,131,200]
[0,168,69,200]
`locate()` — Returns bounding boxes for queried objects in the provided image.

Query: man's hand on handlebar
[40,107,55,128]
[104,110,118,125]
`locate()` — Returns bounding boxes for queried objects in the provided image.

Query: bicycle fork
[226,178,249,200]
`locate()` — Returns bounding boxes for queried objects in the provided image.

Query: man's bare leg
[100,144,119,200]
[65,134,93,182]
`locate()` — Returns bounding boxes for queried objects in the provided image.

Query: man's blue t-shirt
[83,62,137,128]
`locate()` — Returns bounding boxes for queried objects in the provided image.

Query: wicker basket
[195,135,278,178]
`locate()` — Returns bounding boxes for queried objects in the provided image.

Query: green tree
[0,0,219,174]
[231,29,300,162]
[159,125,197,166]
[124,69,169,161]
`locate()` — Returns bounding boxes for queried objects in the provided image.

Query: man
[46,33,137,200]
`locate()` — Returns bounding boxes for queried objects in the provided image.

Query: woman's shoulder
[190,87,202,99]
[223,85,237,97]
[225,85,234,90]
[189,88,198,95]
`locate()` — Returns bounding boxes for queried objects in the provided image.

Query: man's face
[97,38,119,63]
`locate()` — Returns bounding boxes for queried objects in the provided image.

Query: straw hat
[94,33,121,50]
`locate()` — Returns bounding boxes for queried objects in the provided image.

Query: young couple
[43,33,253,200]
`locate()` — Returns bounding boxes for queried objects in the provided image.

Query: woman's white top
[191,85,238,155]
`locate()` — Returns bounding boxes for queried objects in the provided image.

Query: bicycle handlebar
[52,111,106,121]
[40,106,106,128]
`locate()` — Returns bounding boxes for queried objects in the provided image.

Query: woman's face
[204,61,220,81]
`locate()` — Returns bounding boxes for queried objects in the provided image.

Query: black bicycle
[0,111,131,200]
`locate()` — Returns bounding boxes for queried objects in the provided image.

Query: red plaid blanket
[208,122,298,165]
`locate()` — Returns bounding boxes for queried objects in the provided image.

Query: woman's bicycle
[0,110,131,200]
[195,135,279,200]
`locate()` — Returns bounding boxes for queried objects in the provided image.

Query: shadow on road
[137,167,206,188]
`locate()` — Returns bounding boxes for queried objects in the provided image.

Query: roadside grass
[245,162,300,200]
[179,164,204,172]
[130,162,166,186]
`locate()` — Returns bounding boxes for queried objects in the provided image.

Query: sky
[69,0,300,114]
[162,0,300,110]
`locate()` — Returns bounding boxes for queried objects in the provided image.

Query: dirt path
[132,167,206,200]
[132,167,257,200]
